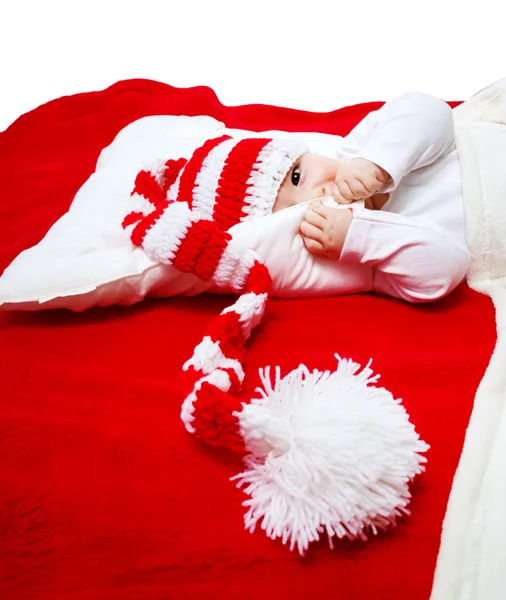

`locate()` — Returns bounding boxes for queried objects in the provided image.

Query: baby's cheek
[272,197,285,213]
[273,188,294,212]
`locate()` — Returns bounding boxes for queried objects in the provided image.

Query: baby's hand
[334,158,389,204]
[300,199,353,260]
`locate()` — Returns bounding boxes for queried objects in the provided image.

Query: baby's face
[274,153,341,212]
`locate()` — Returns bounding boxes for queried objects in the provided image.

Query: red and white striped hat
[123,134,309,450]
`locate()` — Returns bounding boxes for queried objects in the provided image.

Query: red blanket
[0,79,496,600]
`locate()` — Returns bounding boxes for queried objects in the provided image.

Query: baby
[122,91,470,305]
[272,91,471,302]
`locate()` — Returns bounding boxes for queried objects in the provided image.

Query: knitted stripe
[183,342,245,385]
[192,382,245,452]
[123,165,169,235]
[194,226,232,281]
[132,170,166,208]
[212,138,271,230]
[191,138,239,220]
[172,219,231,279]
[212,244,257,291]
[220,367,242,393]
[162,158,187,195]
[130,199,170,247]
[123,192,157,225]
[141,201,194,265]
[245,261,272,295]
[121,211,145,229]
[176,135,231,206]
[205,310,245,361]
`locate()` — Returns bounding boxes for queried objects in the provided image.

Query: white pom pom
[232,355,429,555]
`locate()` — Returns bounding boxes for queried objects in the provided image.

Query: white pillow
[0,115,371,311]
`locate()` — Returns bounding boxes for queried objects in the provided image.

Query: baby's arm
[339,206,470,302]
[340,92,456,193]
[301,201,469,303]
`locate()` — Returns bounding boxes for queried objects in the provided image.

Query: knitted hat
[122,134,429,554]
[123,134,308,445]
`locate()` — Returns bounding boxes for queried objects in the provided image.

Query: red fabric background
[0,80,496,600]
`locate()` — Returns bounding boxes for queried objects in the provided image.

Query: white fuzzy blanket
[431,77,506,600]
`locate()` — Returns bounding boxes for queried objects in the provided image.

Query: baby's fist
[334,158,389,204]
[300,200,352,260]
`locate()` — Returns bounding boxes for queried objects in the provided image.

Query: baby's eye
[291,166,301,187]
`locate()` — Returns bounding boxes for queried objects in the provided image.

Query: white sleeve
[338,206,470,303]
[339,92,456,193]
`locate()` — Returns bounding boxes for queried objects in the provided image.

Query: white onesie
[335,91,470,302]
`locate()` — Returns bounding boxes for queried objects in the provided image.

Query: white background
[0,0,504,132]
